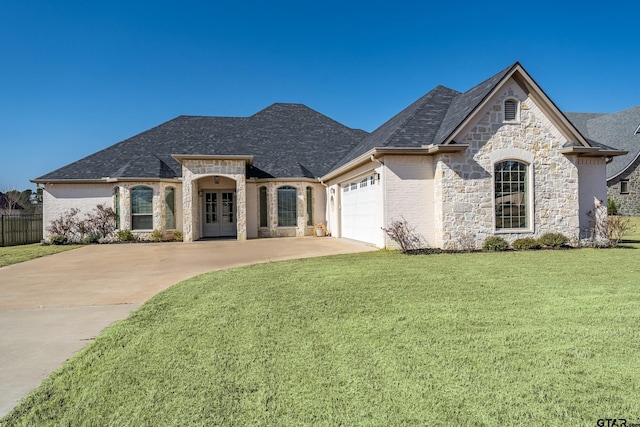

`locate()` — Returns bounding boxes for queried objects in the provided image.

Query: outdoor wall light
[198,189,203,197]
[214,176,220,184]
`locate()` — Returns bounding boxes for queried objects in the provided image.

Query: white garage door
[341,175,377,244]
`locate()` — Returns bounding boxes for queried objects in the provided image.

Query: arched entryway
[198,175,238,238]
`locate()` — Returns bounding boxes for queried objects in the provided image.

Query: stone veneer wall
[434,82,580,249]
[256,181,324,238]
[115,181,181,240]
[181,159,246,242]
[607,153,640,215]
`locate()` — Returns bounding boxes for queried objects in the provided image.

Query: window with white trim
[277,186,297,227]
[306,186,313,226]
[495,161,528,229]
[131,186,153,230]
[113,186,120,230]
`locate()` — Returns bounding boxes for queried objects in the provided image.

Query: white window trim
[492,159,535,234]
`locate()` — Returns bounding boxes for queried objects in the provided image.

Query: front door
[203,191,237,237]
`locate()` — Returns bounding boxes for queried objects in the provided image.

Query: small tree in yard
[586,200,636,247]
[382,218,425,254]
[87,205,117,238]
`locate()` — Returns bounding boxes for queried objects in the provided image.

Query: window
[259,186,268,227]
[306,186,313,226]
[620,180,630,194]
[165,187,176,229]
[277,186,297,227]
[350,183,357,191]
[113,187,120,230]
[343,184,349,193]
[359,178,367,188]
[495,161,528,229]
[504,99,518,121]
[131,186,153,230]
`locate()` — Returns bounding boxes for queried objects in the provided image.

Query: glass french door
[203,191,236,237]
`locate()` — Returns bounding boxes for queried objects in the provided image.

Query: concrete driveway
[0,237,375,417]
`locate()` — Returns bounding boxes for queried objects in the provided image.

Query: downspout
[370,154,386,248]
[317,178,330,234]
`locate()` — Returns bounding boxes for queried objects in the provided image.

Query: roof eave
[31,177,182,184]
[559,147,628,157]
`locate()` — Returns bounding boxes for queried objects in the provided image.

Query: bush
[49,235,68,245]
[382,218,425,254]
[151,229,163,242]
[483,236,509,251]
[82,234,101,245]
[173,231,184,242]
[46,205,117,243]
[606,215,636,247]
[117,229,135,242]
[607,198,620,215]
[512,237,540,250]
[538,232,569,248]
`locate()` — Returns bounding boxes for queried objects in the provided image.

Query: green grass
[0,243,81,268]
[3,245,640,426]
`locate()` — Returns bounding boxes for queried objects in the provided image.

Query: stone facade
[180,159,247,242]
[434,83,581,249]
[607,153,640,215]
[256,181,324,238]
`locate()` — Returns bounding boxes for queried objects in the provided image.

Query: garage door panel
[341,178,377,244]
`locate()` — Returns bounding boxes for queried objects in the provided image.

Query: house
[566,107,640,215]
[33,62,626,249]
[0,192,24,216]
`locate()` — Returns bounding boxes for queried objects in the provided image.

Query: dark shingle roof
[332,63,518,169]
[566,107,640,178]
[35,104,368,181]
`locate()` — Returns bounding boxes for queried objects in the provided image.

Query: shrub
[538,232,569,248]
[82,234,101,245]
[382,218,425,254]
[49,235,68,245]
[606,215,636,247]
[47,208,81,243]
[151,229,164,242]
[483,236,509,251]
[117,229,135,242]
[512,237,540,250]
[173,231,184,242]
[607,198,620,215]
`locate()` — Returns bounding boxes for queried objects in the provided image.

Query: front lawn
[2,248,639,426]
[0,243,81,268]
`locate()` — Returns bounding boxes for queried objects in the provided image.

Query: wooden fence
[1,214,43,247]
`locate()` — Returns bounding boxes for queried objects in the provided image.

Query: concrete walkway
[0,238,375,417]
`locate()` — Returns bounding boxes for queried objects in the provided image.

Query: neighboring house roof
[34,103,368,181]
[0,192,24,210]
[566,106,640,179]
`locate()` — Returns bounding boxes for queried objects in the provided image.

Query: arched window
[131,186,153,230]
[306,186,313,226]
[494,161,528,229]
[277,186,297,227]
[259,186,268,227]
[165,187,176,229]
[113,186,120,230]
[504,99,518,121]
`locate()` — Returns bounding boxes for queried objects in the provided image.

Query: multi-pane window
[278,186,297,227]
[165,187,176,229]
[504,99,517,121]
[495,161,528,229]
[113,186,120,230]
[259,186,268,227]
[306,187,313,226]
[131,186,153,230]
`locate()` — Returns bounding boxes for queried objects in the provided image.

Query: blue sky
[1,0,638,191]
